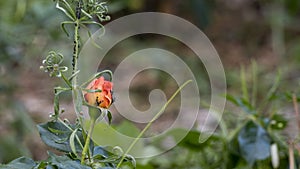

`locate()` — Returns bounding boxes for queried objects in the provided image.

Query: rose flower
[84,76,113,109]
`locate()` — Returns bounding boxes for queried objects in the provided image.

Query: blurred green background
[0,0,300,168]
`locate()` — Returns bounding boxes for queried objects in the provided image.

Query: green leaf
[80,9,93,19]
[123,154,136,169]
[37,121,85,153]
[53,87,70,118]
[266,71,281,101]
[107,110,112,125]
[81,70,113,88]
[92,146,125,168]
[155,128,220,151]
[46,152,91,169]
[115,121,140,138]
[48,126,69,134]
[34,161,48,169]
[269,114,287,130]
[55,0,75,21]
[226,95,256,114]
[73,88,84,118]
[93,146,110,158]
[61,21,74,37]
[80,21,104,49]
[251,60,258,107]
[69,128,79,156]
[238,122,271,166]
[240,65,249,101]
[0,157,36,169]
[68,70,80,82]
[82,89,102,93]
[178,130,217,151]
[284,92,300,102]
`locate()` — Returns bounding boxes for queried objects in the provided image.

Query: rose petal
[84,76,113,109]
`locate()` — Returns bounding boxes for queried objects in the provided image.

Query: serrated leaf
[238,122,271,166]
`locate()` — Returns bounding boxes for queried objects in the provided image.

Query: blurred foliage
[0,0,64,163]
[0,0,300,168]
[134,66,300,169]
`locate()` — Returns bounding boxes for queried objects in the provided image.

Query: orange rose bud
[84,76,113,109]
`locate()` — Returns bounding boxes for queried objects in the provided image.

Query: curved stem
[116,80,192,169]
[58,118,84,150]
[80,70,114,88]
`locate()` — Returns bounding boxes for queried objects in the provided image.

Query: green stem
[72,16,85,130]
[240,65,249,102]
[251,60,257,107]
[81,117,96,164]
[58,118,84,149]
[116,80,192,169]
[61,72,72,88]
[74,10,90,157]
[72,19,80,88]
[80,70,114,88]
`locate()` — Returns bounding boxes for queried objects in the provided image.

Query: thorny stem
[116,80,193,169]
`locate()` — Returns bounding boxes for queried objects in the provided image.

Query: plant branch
[61,72,72,88]
[81,116,96,164]
[72,19,80,87]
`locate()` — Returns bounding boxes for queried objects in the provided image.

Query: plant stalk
[81,117,96,164]
[72,19,80,87]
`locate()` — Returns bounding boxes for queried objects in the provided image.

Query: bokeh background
[0,0,300,167]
